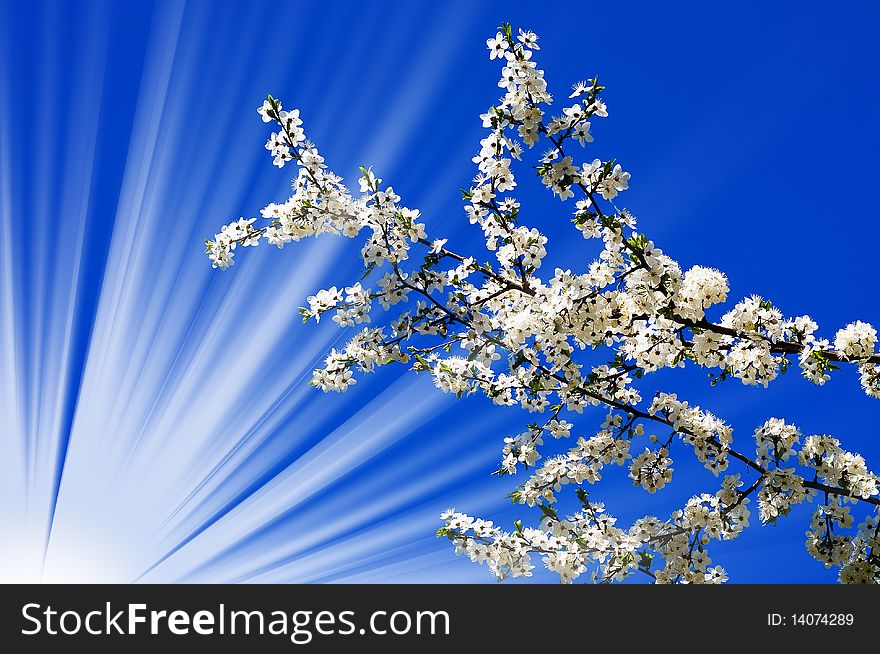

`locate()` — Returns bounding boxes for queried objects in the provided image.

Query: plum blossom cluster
[834,321,877,362]
[210,25,880,583]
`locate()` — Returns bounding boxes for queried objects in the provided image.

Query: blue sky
[0,0,878,582]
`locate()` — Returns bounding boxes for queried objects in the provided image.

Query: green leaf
[538,504,558,521]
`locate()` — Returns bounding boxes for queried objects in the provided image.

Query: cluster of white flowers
[212,26,880,583]
[441,496,735,585]
[798,339,833,386]
[672,266,729,321]
[757,469,811,524]
[754,418,800,466]
[304,284,373,326]
[515,427,631,504]
[311,349,355,392]
[648,393,732,475]
[859,363,880,398]
[629,448,673,493]
[205,218,259,269]
[432,357,494,397]
[311,327,406,392]
[838,513,880,583]
[834,321,877,361]
[839,560,879,584]
[798,435,878,500]
[652,489,750,584]
[805,497,855,569]
[500,428,543,473]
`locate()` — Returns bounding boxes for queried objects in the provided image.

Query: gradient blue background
[1,0,878,583]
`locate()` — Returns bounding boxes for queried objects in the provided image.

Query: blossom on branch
[208,24,880,584]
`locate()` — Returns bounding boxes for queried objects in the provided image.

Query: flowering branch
[208,24,880,583]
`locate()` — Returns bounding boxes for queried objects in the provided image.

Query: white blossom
[210,26,880,584]
[834,321,877,361]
